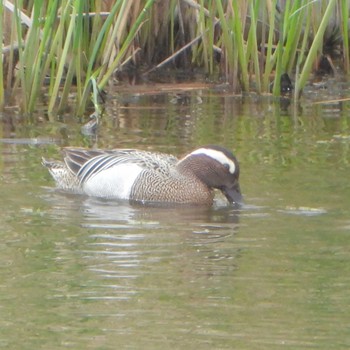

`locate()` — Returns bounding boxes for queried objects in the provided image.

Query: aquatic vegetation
[0,0,348,117]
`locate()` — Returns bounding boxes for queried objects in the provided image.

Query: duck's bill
[224,183,243,205]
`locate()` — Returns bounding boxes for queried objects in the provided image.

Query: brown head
[178,145,243,205]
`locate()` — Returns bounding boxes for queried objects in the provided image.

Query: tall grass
[1,0,349,118]
[2,0,157,117]
[296,0,337,96]
[0,2,4,109]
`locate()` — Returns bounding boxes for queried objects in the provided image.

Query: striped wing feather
[62,148,178,185]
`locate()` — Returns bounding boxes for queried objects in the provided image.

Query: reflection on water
[35,191,243,349]
[1,87,350,348]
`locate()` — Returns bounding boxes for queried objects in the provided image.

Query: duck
[42,145,242,205]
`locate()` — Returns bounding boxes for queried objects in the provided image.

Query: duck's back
[61,148,179,200]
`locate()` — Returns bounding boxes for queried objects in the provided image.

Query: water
[1,82,350,349]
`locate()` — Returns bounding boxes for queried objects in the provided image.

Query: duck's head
[185,145,243,205]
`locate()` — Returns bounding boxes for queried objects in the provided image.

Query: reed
[341,0,350,72]
[296,0,337,96]
[1,0,349,118]
[0,2,4,108]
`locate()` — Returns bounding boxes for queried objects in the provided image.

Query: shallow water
[1,82,350,349]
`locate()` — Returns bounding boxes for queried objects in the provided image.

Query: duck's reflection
[42,190,243,308]
[81,196,241,226]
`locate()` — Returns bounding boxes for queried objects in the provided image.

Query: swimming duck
[42,145,242,205]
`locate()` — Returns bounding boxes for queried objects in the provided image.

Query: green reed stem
[341,0,349,72]
[247,0,261,93]
[215,0,234,80]
[98,0,156,90]
[294,2,311,99]
[231,1,249,91]
[48,1,76,114]
[0,1,4,108]
[85,1,122,81]
[13,0,28,110]
[75,0,123,116]
[297,0,337,95]
[27,1,58,114]
[282,0,305,74]
[262,0,278,92]
[57,0,85,113]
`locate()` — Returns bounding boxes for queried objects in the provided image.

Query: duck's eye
[223,163,230,171]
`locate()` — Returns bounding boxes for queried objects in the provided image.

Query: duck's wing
[63,148,178,185]
[63,148,109,175]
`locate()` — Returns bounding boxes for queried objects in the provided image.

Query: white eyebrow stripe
[190,148,236,174]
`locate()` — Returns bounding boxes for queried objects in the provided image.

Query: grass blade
[297,0,337,95]
[0,2,4,108]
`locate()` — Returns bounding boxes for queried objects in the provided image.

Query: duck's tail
[42,157,80,192]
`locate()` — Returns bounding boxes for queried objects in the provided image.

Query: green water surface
[0,85,350,349]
